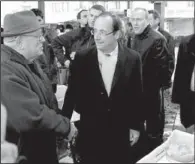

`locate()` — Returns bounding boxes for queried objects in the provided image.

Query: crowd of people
[1,4,194,164]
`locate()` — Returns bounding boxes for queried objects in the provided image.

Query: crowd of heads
[1,5,163,62]
[1,5,163,46]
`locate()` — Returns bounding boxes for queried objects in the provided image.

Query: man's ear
[156,18,161,25]
[114,30,120,40]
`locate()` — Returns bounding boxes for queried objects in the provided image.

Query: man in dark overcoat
[62,12,144,164]
[1,10,74,164]
[130,8,174,159]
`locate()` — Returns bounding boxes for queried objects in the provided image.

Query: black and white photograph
[1,1,195,163]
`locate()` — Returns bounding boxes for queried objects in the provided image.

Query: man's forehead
[131,10,147,18]
[94,17,112,30]
[81,11,88,15]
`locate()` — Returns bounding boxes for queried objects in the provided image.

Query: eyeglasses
[22,34,45,42]
[91,29,114,37]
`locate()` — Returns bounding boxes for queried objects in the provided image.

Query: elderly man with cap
[1,10,76,164]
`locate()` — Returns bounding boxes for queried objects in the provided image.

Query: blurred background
[1,1,194,46]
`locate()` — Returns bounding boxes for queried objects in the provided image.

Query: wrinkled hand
[70,52,76,60]
[130,129,140,146]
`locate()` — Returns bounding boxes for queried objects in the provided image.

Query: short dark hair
[56,24,65,32]
[65,24,73,30]
[90,4,106,13]
[31,8,44,19]
[148,9,160,20]
[77,9,88,19]
[96,12,122,33]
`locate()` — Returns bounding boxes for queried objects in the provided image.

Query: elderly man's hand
[130,129,140,146]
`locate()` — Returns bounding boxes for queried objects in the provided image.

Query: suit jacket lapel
[89,44,127,98]
[110,43,126,95]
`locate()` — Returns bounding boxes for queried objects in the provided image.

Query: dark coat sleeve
[160,29,175,64]
[172,41,188,104]
[51,30,80,66]
[167,34,175,62]
[1,65,70,137]
[151,38,174,88]
[128,52,144,131]
[61,52,82,119]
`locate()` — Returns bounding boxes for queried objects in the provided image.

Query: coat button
[108,109,111,112]
[101,92,104,95]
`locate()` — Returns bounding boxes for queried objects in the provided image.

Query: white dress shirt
[97,44,118,96]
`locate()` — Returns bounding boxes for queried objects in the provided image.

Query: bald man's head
[130,8,149,35]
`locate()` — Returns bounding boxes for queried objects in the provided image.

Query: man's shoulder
[159,28,173,39]
[181,34,195,45]
[123,45,140,61]
[148,28,166,42]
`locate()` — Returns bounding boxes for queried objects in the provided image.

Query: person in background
[56,24,65,36]
[130,8,174,162]
[1,10,75,163]
[64,24,74,33]
[62,12,143,163]
[31,8,58,93]
[51,4,106,69]
[172,34,195,134]
[148,9,175,71]
[148,8,175,140]
[77,9,88,28]
[125,21,134,48]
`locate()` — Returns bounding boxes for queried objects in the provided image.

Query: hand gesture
[130,129,140,146]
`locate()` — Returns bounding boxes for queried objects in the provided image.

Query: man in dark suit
[62,12,144,163]
[130,8,174,157]
[172,34,195,133]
